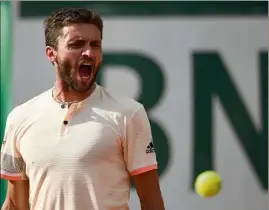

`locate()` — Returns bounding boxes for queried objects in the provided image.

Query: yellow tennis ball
[195,171,222,197]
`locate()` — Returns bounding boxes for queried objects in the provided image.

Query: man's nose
[82,47,94,57]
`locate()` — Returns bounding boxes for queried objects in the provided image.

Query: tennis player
[0,8,165,210]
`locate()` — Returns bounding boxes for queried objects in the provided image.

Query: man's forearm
[1,199,29,210]
[140,196,165,210]
[1,199,15,210]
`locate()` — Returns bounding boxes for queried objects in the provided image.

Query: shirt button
[63,120,68,125]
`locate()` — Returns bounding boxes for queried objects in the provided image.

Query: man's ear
[45,46,57,64]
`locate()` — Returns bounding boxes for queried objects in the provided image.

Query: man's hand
[133,169,165,210]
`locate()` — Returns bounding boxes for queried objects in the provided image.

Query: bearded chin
[57,60,100,93]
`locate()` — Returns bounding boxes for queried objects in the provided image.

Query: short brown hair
[43,8,103,49]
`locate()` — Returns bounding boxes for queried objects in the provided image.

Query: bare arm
[1,180,29,210]
[133,169,165,210]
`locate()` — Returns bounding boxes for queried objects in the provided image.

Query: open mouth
[78,63,93,79]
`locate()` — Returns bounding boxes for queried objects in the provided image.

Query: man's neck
[53,82,96,103]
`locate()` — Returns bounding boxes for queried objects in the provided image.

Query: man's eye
[92,44,101,48]
[68,42,84,48]
[69,43,79,47]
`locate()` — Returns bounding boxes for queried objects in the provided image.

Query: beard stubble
[56,56,99,93]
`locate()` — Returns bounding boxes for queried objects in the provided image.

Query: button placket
[60,103,82,136]
[60,104,74,136]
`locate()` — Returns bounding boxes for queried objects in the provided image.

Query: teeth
[81,63,92,66]
[81,75,90,79]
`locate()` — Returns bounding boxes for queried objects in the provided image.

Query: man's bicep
[123,105,158,174]
[1,110,28,181]
[3,180,29,210]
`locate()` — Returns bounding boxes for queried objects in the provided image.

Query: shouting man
[1,8,165,210]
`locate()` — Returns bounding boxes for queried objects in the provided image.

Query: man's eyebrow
[67,38,102,43]
[68,36,83,42]
[90,40,101,44]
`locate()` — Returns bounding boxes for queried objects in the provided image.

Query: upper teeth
[82,63,91,66]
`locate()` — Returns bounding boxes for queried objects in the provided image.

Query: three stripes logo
[146,142,155,154]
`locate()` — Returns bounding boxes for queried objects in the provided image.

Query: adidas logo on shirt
[146,142,155,154]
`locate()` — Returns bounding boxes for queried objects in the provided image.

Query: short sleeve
[123,105,158,176]
[0,112,27,181]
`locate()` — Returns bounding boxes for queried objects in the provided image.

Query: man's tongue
[78,66,90,78]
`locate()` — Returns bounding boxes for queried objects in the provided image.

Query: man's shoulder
[97,85,144,116]
[7,89,51,124]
